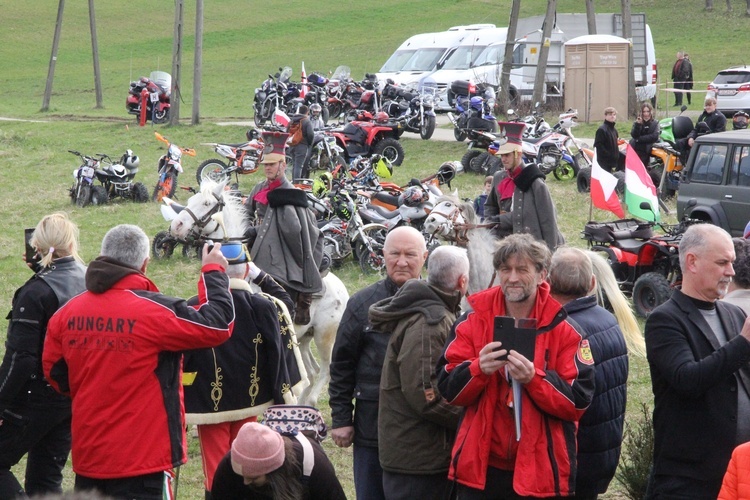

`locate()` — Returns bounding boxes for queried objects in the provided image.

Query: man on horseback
[244,131,324,325]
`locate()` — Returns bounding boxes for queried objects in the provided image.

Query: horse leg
[295,328,318,405]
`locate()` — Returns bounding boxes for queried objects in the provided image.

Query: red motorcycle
[329,111,406,166]
[126,71,171,124]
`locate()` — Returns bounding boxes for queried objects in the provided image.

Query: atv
[329,111,406,166]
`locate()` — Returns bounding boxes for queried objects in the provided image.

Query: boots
[295,292,314,325]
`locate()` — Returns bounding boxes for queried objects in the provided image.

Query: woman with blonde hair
[0,212,86,497]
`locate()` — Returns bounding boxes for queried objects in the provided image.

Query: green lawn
[3,0,750,498]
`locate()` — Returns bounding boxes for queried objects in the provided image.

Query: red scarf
[253,179,282,205]
[498,166,522,200]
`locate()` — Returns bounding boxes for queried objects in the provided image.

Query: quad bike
[583,202,702,318]
[329,112,406,166]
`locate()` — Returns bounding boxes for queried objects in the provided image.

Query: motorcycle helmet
[733,111,749,130]
[372,155,393,179]
[399,185,429,208]
[437,162,458,185]
[375,111,389,124]
[331,192,356,221]
[310,103,322,119]
[312,171,333,198]
[246,128,260,141]
[121,149,140,170]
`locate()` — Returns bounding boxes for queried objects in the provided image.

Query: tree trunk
[705,0,714,11]
[532,0,557,106]
[192,0,203,125]
[586,0,597,34]
[499,0,522,114]
[621,0,637,118]
[727,0,733,11]
[170,0,184,126]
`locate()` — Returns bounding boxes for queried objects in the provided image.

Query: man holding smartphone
[436,234,595,498]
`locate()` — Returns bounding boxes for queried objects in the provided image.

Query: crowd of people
[4,102,750,500]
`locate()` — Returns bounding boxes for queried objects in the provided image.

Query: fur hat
[231,422,285,477]
[495,122,526,154]
[260,131,289,164]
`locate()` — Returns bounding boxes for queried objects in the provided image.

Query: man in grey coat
[484,122,565,251]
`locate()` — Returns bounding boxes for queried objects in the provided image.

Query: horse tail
[587,250,646,358]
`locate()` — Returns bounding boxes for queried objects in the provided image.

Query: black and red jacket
[43,257,234,479]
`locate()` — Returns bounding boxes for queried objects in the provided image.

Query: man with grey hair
[369,245,467,499]
[549,247,628,499]
[43,224,235,499]
[646,223,750,499]
[437,233,594,497]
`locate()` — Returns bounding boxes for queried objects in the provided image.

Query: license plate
[150,92,160,103]
[81,166,95,178]
[718,89,736,96]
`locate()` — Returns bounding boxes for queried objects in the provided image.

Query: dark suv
[677,130,750,236]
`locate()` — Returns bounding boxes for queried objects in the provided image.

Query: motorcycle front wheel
[75,184,92,208]
[152,106,169,124]
[420,115,437,140]
[152,171,177,203]
[152,231,176,260]
[196,159,230,185]
[328,102,342,120]
[454,127,467,142]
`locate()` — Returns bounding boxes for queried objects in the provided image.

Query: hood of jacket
[369,278,462,327]
[85,256,158,294]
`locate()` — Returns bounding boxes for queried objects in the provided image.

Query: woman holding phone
[0,213,86,498]
[629,102,661,170]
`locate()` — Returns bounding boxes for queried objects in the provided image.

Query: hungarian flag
[590,150,625,218]
[300,61,308,99]
[624,143,660,221]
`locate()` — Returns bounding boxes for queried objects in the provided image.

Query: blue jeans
[353,445,385,500]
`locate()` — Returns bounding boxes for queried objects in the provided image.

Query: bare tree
[498,0,522,113]
[586,0,597,34]
[621,0,637,118]
[170,0,185,126]
[532,0,557,106]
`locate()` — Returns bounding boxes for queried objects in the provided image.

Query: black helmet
[733,111,749,130]
[437,161,458,185]
[330,192,356,221]
[246,128,260,141]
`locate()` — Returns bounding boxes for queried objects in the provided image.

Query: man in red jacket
[436,234,595,498]
[43,224,235,500]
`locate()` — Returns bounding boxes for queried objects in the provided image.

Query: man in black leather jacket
[328,226,427,500]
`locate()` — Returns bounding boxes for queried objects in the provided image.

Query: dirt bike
[330,114,406,166]
[195,129,264,186]
[68,150,107,207]
[522,109,589,182]
[308,130,346,174]
[126,71,171,124]
[152,132,195,203]
[583,202,702,317]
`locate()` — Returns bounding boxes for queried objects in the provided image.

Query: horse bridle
[181,191,226,239]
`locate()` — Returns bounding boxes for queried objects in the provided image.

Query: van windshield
[401,48,445,72]
[441,45,488,70]
[473,44,506,67]
[380,51,417,73]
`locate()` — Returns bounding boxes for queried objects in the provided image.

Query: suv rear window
[687,144,729,184]
[730,146,750,186]
[713,71,750,85]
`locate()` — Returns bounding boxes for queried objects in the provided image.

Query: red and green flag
[624,143,660,221]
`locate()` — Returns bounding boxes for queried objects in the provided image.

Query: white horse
[167,179,349,407]
[424,194,498,296]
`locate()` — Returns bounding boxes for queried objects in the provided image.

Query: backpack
[288,119,305,146]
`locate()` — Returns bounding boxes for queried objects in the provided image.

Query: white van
[375,24,496,85]
[408,27,510,110]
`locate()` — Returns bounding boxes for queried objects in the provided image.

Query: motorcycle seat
[372,192,401,207]
[367,204,401,219]
[524,135,547,145]
[614,238,649,253]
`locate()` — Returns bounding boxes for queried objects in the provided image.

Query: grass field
[2,0,750,498]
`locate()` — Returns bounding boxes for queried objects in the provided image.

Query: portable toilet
[564,35,630,123]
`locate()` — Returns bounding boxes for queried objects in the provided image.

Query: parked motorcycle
[195,128,264,185]
[126,71,171,124]
[253,67,293,127]
[382,80,437,140]
[93,150,149,203]
[326,65,353,120]
[508,102,551,139]
[330,114,406,166]
[305,72,331,124]
[68,150,107,207]
[522,109,587,181]
[650,105,693,198]
[308,130,346,174]
[342,73,382,122]
[447,80,497,142]
[152,132,196,202]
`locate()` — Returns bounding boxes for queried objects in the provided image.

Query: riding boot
[295,292,314,325]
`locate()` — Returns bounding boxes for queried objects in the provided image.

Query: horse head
[423,193,476,241]
[170,179,248,241]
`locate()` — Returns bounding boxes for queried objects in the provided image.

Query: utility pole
[621,0,637,117]
[192,0,204,125]
[585,0,597,34]
[499,0,521,113]
[88,0,103,108]
[170,0,185,126]
[532,0,557,106]
[41,0,65,112]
